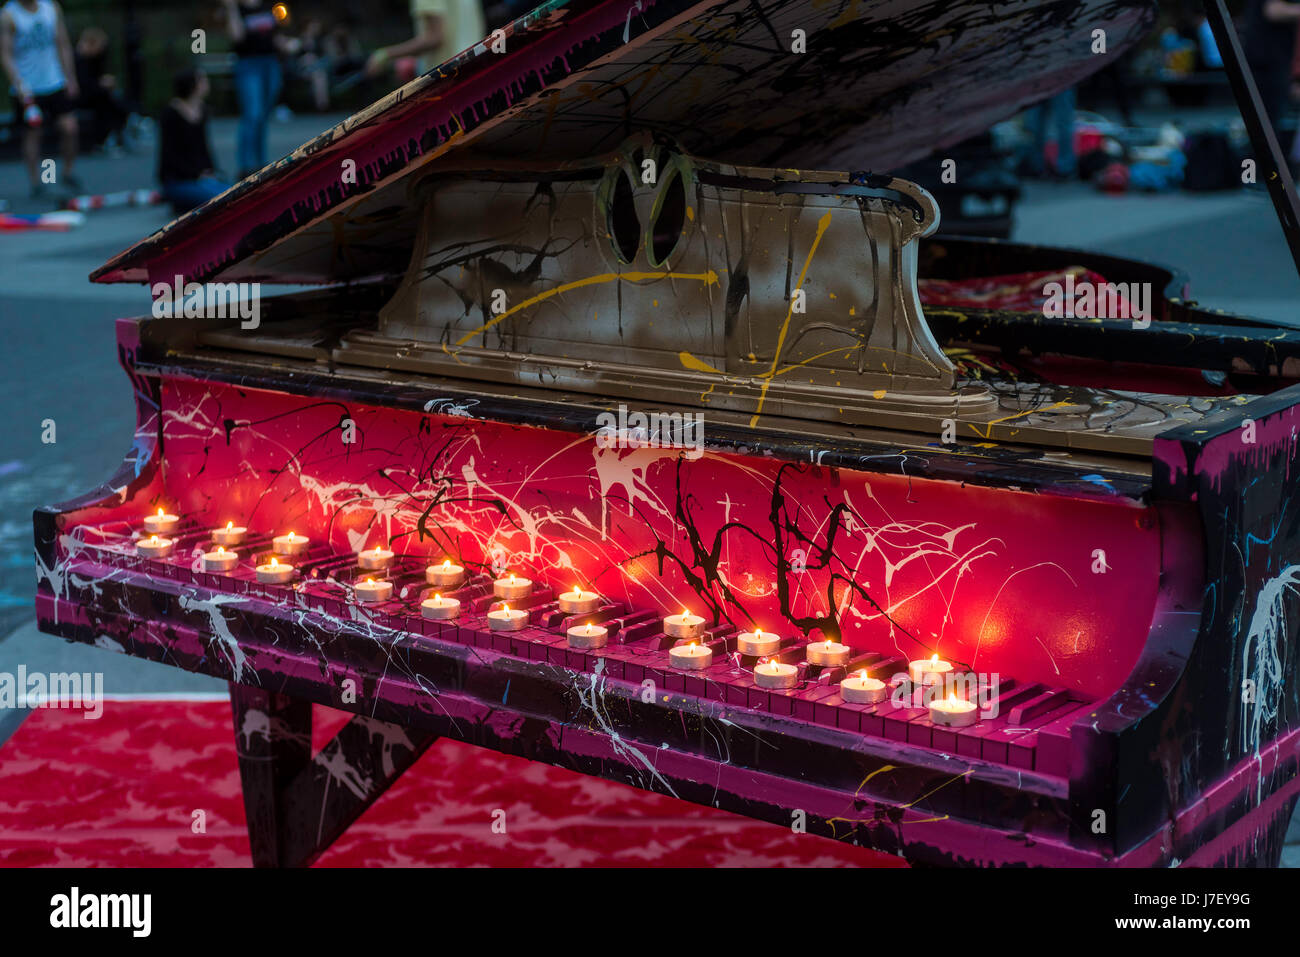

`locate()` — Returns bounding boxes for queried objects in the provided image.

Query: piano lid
[93,0,1155,286]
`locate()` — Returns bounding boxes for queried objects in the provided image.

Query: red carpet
[0,699,906,867]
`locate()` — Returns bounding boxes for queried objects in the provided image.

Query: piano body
[35,0,1300,866]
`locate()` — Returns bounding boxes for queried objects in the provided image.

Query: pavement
[0,105,1296,864]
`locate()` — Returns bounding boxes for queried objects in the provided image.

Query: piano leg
[229,684,439,867]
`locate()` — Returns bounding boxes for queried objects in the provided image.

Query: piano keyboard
[67,516,1097,778]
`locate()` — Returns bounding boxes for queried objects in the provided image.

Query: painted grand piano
[34,0,1300,866]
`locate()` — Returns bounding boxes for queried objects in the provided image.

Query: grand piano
[34,0,1300,866]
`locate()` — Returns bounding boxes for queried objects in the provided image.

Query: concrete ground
[0,105,1296,865]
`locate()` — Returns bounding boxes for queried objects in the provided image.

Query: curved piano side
[1071,385,1300,866]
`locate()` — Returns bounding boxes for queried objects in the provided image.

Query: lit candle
[493,572,532,601]
[421,593,461,620]
[668,640,713,670]
[557,585,601,615]
[841,670,888,704]
[663,609,705,640]
[255,555,295,584]
[909,654,954,686]
[202,546,240,573]
[354,577,393,603]
[488,603,528,631]
[567,621,608,649]
[805,637,851,667]
[144,507,180,535]
[736,627,781,656]
[136,533,174,558]
[272,531,310,556]
[753,658,798,689]
[929,693,978,728]
[358,545,394,570]
[426,559,464,589]
[211,520,247,546]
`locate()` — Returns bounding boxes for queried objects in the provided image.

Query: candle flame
[149,534,158,543]
[217,547,225,555]
[681,609,688,618]
[443,559,451,569]
[270,557,278,567]
[857,670,866,680]
[755,628,763,638]
[948,693,957,704]
[586,623,593,634]
[509,573,516,584]
[931,654,939,664]
[157,508,164,517]
[226,521,234,531]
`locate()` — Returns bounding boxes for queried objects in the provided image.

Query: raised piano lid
[88,0,1157,286]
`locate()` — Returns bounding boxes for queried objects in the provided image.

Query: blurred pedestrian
[0,0,80,199]
[74,26,127,152]
[158,67,230,215]
[365,0,486,81]
[223,0,290,178]
[1020,88,1077,179]
[1243,0,1300,138]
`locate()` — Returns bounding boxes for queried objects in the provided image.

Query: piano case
[35,0,1300,867]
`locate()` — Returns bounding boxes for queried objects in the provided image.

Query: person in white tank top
[0,0,81,198]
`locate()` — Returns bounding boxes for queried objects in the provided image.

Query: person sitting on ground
[157,67,230,214]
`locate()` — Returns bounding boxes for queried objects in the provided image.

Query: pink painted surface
[148,377,1161,697]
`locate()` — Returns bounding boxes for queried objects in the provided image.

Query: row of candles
[136,509,980,727]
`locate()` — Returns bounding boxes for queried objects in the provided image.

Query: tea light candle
[909,654,954,686]
[256,556,295,584]
[358,546,394,570]
[426,559,464,589]
[354,577,393,603]
[567,622,608,649]
[202,546,240,573]
[144,507,179,535]
[737,628,781,656]
[663,610,706,640]
[929,693,978,728]
[421,593,461,620]
[493,573,532,601]
[557,585,601,615]
[211,520,247,546]
[136,534,174,558]
[668,641,713,670]
[273,531,310,556]
[754,659,798,689]
[805,637,851,667]
[488,603,528,631]
[841,671,888,704]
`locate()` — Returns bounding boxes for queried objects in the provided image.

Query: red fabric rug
[0,699,906,867]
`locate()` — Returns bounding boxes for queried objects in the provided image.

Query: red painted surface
[0,701,908,867]
[143,377,1161,698]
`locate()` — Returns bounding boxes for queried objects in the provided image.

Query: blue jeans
[162,176,232,214]
[234,55,283,174]
[1023,88,1077,177]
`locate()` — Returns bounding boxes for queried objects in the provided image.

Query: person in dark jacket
[1243,0,1300,134]
[157,67,230,214]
